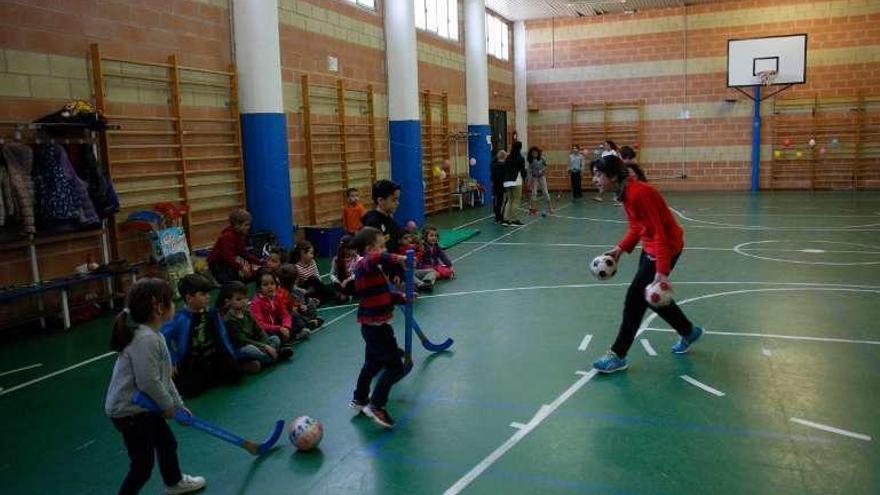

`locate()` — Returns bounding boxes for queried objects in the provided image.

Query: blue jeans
[237,335,282,364]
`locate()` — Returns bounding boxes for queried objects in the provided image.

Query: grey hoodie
[105,324,184,418]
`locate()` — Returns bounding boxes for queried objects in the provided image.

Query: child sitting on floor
[292,240,341,304]
[330,235,359,301]
[419,224,454,279]
[162,274,256,398]
[398,231,436,292]
[250,268,309,343]
[207,208,262,284]
[278,264,324,331]
[218,281,293,370]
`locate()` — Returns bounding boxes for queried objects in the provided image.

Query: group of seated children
[396,224,454,292]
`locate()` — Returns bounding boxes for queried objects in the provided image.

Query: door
[489,109,507,155]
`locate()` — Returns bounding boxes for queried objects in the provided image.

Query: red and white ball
[644,280,673,307]
[590,255,617,280]
[288,416,323,451]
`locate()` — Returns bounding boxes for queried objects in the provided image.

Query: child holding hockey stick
[105,278,206,495]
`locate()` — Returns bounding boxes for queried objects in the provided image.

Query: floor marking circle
[733,240,880,266]
[670,207,880,231]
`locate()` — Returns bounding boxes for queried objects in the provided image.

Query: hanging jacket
[1,143,36,233]
[67,143,118,218]
[0,156,8,226]
[32,144,98,228]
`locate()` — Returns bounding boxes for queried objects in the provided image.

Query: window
[486,12,509,61]
[414,0,459,41]
[344,0,375,9]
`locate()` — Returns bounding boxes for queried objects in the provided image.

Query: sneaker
[165,474,206,494]
[510,220,524,226]
[500,220,511,226]
[363,404,395,428]
[278,346,294,361]
[306,319,322,330]
[672,326,704,354]
[592,196,604,202]
[292,329,311,342]
[592,350,628,373]
[349,398,369,413]
[240,360,261,374]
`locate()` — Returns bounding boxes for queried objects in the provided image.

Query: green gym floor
[1,191,879,495]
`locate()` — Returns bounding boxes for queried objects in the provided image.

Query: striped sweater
[355,251,405,324]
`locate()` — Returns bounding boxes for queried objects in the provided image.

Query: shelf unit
[300,75,377,225]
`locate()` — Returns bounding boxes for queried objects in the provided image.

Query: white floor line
[451,203,571,263]
[444,369,598,495]
[509,422,526,429]
[680,375,725,397]
[640,339,658,356]
[453,214,493,230]
[635,286,880,341]
[669,207,880,231]
[789,418,872,441]
[453,241,880,256]
[577,334,592,352]
[645,327,880,346]
[0,363,43,377]
[0,352,115,396]
[308,307,358,336]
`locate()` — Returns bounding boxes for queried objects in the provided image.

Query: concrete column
[465,0,491,203]
[233,0,293,246]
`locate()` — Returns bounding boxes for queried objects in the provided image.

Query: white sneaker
[165,474,206,494]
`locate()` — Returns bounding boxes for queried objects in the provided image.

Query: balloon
[819,147,826,156]
[783,137,792,147]
[795,151,803,158]
[432,165,442,177]
[773,150,782,158]
[808,138,816,148]
[442,158,451,170]
[469,157,477,166]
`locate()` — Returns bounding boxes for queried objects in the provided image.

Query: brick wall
[0,0,233,313]
[525,0,880,191]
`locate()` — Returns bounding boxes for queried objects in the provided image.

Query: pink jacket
[250,292,292,335]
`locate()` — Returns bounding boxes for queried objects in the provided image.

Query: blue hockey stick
[399,250,454,375]
[132,391,283,456]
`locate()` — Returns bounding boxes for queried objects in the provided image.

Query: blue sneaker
[672,326,704,354]
[592,350,628,373]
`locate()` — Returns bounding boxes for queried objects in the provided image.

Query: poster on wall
[150,226,194,297]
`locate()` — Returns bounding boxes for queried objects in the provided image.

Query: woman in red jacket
[591,155,703,373]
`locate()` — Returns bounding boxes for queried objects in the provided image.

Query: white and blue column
[514,21,528,151]
[384,0,425,225]
[465,0,492,203]
[233,0,293,247]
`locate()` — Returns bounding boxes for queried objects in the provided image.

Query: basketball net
[756,69,778,87]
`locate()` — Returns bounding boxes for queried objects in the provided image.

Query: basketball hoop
[756,69,777,87]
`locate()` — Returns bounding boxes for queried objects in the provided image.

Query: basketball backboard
[727,34,807,88]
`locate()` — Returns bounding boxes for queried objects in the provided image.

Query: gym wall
[525,0,880,190]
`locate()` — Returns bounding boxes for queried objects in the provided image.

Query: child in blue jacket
[162,274,258,397]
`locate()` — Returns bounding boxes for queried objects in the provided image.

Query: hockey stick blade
[132,392,279,456]
[411,319,453,352]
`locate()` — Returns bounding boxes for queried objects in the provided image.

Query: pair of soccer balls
[288,415,323,451]
[589,255,673,307]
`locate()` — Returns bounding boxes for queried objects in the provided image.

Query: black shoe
[363,404,395,428]
[292,329,311,342]
[349,397,369,413]
[511,220,524,226]
[278,346,294,360]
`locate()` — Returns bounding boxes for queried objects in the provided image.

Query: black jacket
[503,153,526,183]
[490,159,506,190]
[361,209,402,253]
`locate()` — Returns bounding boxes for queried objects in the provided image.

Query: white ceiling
[485,0,725,21]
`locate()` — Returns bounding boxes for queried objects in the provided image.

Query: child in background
[349,226,408,428]
[265,247,286,272]
[620,145,648,182]
[218,282,293,370]
[292,240,340,304]
[526,146,554,215]
[398,231,436,292]
[330,235,358,301]
[251,268,309,343]
[278,264,324,331]
[208,208,262,284]
[162,274,253,398]
[419,224,454,279]
[593,141,621,203]
[342,187,366,235]
[105,278,206,495]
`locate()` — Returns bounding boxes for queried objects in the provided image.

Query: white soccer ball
[288,415,323,451]
[590,255,618,280]
[644,280,674,307]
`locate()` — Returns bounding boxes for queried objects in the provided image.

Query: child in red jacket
[250,268,308,343]
[208,209,262,284]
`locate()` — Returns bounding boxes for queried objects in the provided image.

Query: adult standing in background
[491,150,508,223]
[568,145,584,199]
[501,141,526,226]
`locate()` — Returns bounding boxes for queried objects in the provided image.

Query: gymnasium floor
[1,191,879,495]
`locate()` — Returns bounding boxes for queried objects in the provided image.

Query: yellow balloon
[432,166,442,177]
[773,150,781,158]
[795,151,803,158]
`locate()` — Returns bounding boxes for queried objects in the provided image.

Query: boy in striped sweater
[349,226,407,428]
